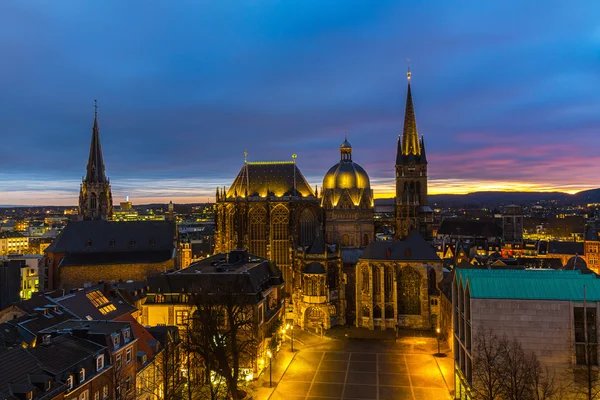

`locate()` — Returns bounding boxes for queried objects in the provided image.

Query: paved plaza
[268,347,451,400]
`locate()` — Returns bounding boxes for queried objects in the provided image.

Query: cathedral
[215,70,439,331]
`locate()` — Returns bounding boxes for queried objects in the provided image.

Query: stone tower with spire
[79,101,113,220]
[395,69,432,239]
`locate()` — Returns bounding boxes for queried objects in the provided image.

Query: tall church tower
[395,68,431,239]
[79,101,113,220]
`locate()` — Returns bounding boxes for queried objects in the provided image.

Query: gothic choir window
[343,234,350,246]
[397,267,421,315]
[385,304,394,319]
[373,267,381,294]
[298,208,316,247]
[248,206,267,258]
[363,234,369,247]
[373,305,382,319]
[361,267,369,294]
[226,205,237,252]
[270,205,290,266]
[90,193,97,210]
[384,267,394,301]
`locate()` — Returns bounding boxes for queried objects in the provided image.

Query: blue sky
[1,1,599,205]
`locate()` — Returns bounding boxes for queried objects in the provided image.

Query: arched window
[298,208,316,246]
[363,233,369,247]
[373,267,381,294]
[384,267,394,301]
[270,205,290,266]
[342,234,350,247]
[373,305,382,319]
[385,304,394,319]
[225,205,237,252]
[397,267,421,315]
[327,264,338,290]
[248,206,267,257]
[428,267,437,294]
[90,193,97,211]
[361,267,369,294]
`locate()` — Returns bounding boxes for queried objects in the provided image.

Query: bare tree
[472,329,505,400]
[569,305,600,400]
[471,329,557,400]
[187,278,259,400]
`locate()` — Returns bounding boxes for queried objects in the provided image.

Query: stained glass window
[398,267,421,315]
[249,206,267,257]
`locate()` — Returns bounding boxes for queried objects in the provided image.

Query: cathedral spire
[86,100,107,183]
[398,66,421,158]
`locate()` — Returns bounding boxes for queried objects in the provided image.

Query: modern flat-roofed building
[453,268,600,399]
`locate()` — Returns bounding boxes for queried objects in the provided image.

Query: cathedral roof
[303,262,326,274]
[226,161,315,198]
[45,220,176,254]
[360,230,439,261]
[85,101,108,184]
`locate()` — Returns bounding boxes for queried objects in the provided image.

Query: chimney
[41,334,51,346]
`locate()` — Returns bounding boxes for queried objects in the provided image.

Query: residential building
[0,231,29,256]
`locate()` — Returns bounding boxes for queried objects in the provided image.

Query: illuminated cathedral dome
[323,139,371,191]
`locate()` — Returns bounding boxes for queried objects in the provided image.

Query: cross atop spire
[398,66,421,158]
[407,58,411,82]
[85,100,107,183]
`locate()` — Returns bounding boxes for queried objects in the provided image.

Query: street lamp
[436,328,441,356]
[291,324,294,352]
[267,350,272,388]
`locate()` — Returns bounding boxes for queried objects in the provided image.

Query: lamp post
[267,350,272,388]
[291,324,294,352]
[436,328,441,356]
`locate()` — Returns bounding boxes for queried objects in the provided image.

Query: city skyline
[1,1,599,206]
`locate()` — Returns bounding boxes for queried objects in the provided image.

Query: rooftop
[455,269,600,301]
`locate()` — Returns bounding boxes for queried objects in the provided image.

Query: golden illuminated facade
[395,70,433,239]
[356,231,442,330]
[292,233,345,332]
[214,160,322,292]
[79,102,113,221]
[321,139,374,248]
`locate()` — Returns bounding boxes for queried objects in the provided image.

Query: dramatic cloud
[0,1,598,205]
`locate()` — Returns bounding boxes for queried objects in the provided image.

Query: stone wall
[472,298,573,368]
[59,259,174,289]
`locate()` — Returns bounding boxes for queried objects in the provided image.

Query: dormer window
[67,375,73,390]
[79,368,85,383]
[123,328,131,343]
[112,333,120,348]
[96,355,104,371]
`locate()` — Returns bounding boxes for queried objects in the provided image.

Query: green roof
[455,269,600,301]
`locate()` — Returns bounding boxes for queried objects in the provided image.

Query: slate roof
[360,231,440,262]
[0,347,45,396]
[115,314,157,370]
[147,252,283,303]
[548,240,584,255]
[437,219,502,238]
[226,162,315,198]
[45,220,175,254]
[29,334,104,376]
[303,262,326,274]
[39,320,131,337]
[456,269,600,301]
[53,284,135,320]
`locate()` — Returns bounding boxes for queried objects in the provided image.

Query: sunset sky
[1,1,599,206]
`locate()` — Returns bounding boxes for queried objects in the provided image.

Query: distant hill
[375,189,600,208]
